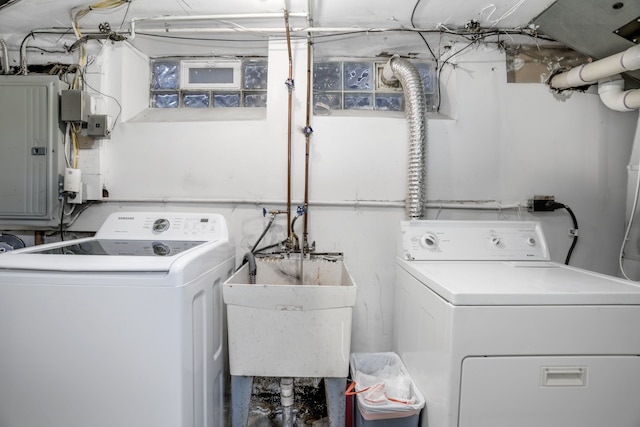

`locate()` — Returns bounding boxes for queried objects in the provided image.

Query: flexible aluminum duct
[0,39,8,74]
[383,55,427,219]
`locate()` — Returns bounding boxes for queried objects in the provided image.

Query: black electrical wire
[134,27,555,44]
[543,200,579,265]
[436,40,477,111]
[119,0,133,30]
[562,204,578,265]
[410,0,438,62]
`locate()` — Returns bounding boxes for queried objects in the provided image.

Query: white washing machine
[0,212,235,427]
[394,220,640,427]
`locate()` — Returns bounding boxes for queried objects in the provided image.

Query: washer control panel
[401,220,550,261]
[95,212,229,241]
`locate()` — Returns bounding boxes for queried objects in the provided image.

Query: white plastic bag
[348,352,425,416]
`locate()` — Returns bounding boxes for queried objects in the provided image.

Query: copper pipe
[284,7,294,244]
[303,40,312,249]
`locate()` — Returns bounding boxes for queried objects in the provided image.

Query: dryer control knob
[152,218,170,233]
[491,237,501,246]
[526,237,536,246]
[420,233,438,249]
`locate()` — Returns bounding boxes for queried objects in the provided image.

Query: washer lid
[0,238,230,272]
[23,239,205,256]
[397,259,640,306]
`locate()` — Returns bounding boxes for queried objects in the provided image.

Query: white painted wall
[66,37,637,353]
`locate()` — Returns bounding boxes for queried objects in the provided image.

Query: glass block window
[152,62,180,90]
[213,93,241,108]
[183,92,210,108]
[243,93,268,108]
[313,59,437,114]
[344,92,372,110]
[375,93,404,111]
[344,62,372,91]
[152,92,179,108]
[150,58,268,109]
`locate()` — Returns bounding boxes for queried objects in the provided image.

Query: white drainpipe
[549,44,640,111]
[598,76,640,112]
[550,44,640,90]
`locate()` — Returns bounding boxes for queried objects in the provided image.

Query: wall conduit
[383,55,427,220]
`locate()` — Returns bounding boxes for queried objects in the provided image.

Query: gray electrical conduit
[383,55,427,220]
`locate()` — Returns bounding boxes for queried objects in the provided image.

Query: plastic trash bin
[349,352,425,427]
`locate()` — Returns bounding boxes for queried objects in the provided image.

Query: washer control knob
[152,218,170,233]
[420,233,438,249]
[491,237,501,246]
[152,242,171,256]
[526,237,536,246]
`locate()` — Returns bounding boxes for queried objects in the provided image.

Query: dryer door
[458,355,640,427]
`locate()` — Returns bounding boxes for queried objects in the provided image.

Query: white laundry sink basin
[223,255,357,378]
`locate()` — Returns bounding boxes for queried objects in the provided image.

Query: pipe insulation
[598,76,640,112]
[550,44,640,90]
[383,55,427,220]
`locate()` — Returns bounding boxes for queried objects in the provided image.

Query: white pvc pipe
[131,26,391,35]
[133,12,307,23]
[130,12,308,38]
[550,44,640,90]
[97,197,524,210]
[598,77,640,112]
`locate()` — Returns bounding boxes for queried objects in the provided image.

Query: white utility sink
[223,255,357,378]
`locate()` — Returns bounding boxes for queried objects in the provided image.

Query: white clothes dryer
[394,220,640,427]
[0,212,235,427]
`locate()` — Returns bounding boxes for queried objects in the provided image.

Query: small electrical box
[61,90,92,122]
[86,114,110,138]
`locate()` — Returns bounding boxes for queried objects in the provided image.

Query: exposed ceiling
[533,0,640,84]
[0,0,638,84]
[0,0,557,47]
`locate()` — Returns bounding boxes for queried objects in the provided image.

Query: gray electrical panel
[0,75,67,228]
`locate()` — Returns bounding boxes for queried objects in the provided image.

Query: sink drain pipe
[281,377,294,426]
[242,252,257,284]
[382,55,427,220]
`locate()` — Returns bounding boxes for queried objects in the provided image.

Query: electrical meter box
[0,75,67,228]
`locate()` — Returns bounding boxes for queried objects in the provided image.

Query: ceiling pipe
[129,12,308,38]
[598,76,640,112]
[383,55,427,220]
[128,26,431,35]
[550,44,640,90]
